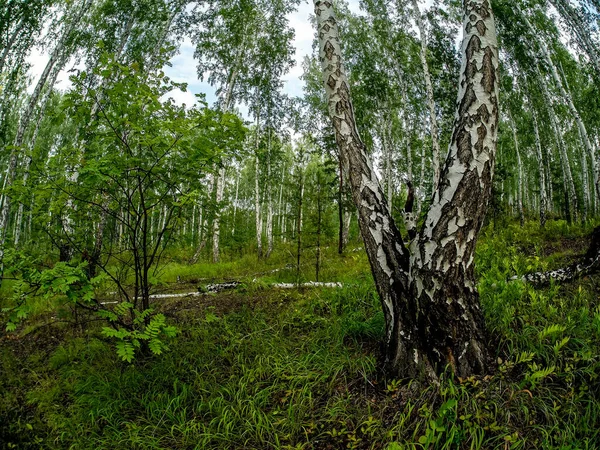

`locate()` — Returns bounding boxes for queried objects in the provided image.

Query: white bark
[509,114,525,225]
[0,18,24,76]
[254,119,263,258]
[549,0,600,76]
[532,111,548,226]
[232,171,240,236]
[212,166,225,262]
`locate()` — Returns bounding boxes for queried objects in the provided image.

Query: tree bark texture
[315,0,498,379]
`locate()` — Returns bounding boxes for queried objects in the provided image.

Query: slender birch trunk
[232,171,240,236]
[509,114,525,226]
[582,144,591,222]
[211,38,244,262]
[254,115,263,258]
[411,0,441,191]
[14,56,65,248]
[315,0,498,379]
[295,171,304,285]
[532,111,548,227]
[212,167,225,262]
[277,168,285,242]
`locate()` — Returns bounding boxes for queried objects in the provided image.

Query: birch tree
[314,0,499,378]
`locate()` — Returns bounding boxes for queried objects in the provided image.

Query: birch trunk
[582,145,590,222]
[277,169,285,242]
[254,115,263,258]
[0,18,24,76]
[191,173,214,263]
[232,171,240,236]
[315,0,498,379]
[266,162,274,258]
[532,112,548,227]
[212,167,225,262]
[509,114,525,226]
[411,0,441,191]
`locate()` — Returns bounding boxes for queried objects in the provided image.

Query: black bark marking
[327,75,336,90]
[324,41,335,60]
[457,129,473,164]
[474,124,487,155]
[466,35,481,63]
[481,47,496,94]
[476,20,487,36]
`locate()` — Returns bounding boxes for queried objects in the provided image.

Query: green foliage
[101,307,177,362]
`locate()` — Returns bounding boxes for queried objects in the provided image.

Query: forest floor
[2,219,600,449]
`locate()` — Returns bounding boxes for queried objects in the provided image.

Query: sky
[26,0,364,118]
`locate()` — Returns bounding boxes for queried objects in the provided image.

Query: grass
[1,220,600,449]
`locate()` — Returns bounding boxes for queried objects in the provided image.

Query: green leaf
[116,341,135,363]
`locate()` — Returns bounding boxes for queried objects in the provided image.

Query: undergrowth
[1,220,600,449]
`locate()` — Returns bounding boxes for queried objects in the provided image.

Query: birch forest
[2,0,600,448]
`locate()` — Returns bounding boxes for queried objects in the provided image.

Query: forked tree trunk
[314,0,498,379]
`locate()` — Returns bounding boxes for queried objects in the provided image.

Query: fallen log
[513,226,600,285]
[101,281,344,303]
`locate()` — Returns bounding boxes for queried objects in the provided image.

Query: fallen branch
[101,281,344,302]
[271,282,343,289]
[513,226,600,285]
